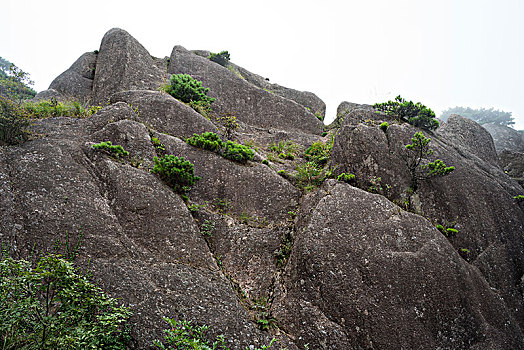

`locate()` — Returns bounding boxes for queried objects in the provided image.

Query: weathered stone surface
[273,181,524,349]
[483,122,524,153]
[49,52,96,102]
[156,133,301,224]
[0,137,280,349]
[329,101,378,129]
[111,90,218,139]
[330,115,524,328]
[499,149,524,188]
[229,62,326,118]
[92,28,167,104]
[32,88,63,101]
[168,46,323,135]
[438,114,500,167]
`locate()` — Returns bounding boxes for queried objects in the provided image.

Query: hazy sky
[2,0,523,129]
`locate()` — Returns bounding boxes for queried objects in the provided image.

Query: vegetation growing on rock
[0,96,31,145]
[152,154,201,194]
[163,74,215,106]
[92,141,129,158]
[186,132,254,164]
[374,95,439,130]
[208,50,230,67]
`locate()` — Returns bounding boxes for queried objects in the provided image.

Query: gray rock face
[168,46,323,135]
[110,90,218,139]
[32,88,63,102]
[329,101,376,129]
[273,181,523,349]
[92,28,167,104]
[49,52,97,102]
[438,114,500,167]
[330,113,524,329]
[229,63,326,118]
[499,149,524,187]
[483,123,524,153]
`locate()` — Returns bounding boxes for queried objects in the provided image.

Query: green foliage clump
[294,162,333,191]
[513,195,524,202]
[251,297,277,331]
[0,58,36,101]
[262,159,270,166]
[186,132,224,152]
[374,95,439,130]
[379,121,389,132]
[440,106,515,126]
[223,140,255,164]
[153,317,276,350]
[208,51,231,67]
[268,140,301,161]
[92,141,129,158]
[23,98,85,118]
[186,132,254,164]
[0,253,132,349]
[152,155,201,194]
[0,96,31,145]
[151,136,166,153]
[403,132,454,191]
[163,74,215,106]
[304,140,332,168]
[216,111,239,140]
[446,228,458,236]
[337,172,356,184]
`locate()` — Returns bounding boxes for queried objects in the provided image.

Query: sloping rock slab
[229,62,326,117]
[0,139,277,348]
[111,90,218,139]
[273,181,523,349]
[483,123,524,153]
[438,114,499,167]
[49,52,96,102]
[92,28,167,104]
[499,149,524,187]
[168,46,323,135]
[156,134,301,224]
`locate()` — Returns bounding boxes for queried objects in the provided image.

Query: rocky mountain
[2,28,524,349]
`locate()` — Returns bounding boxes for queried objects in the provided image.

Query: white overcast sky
[2,0,523,129]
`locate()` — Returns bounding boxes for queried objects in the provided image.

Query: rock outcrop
[499,149,524,188]
[3,28,524,349]
[482,122,524,153]
[168,46,323,135]
[48,52,97,102]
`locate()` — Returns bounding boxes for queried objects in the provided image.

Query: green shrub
[446,228,458,236]
[513,195,524,202]
[0,253,132,349]
[151,136,166,153]
[374,95,439,130]
[268,140,300,158]
[294,161,333,191]
[262,159,270,166]
[163,74,215,105]
[186,132,224,152]
[216,111,239,140]
[337,172,356,184]
[22,98,88,118]
[152,155,201,194]
[304,141,331,167]
[404,132,454,191]
[92,141,129,158]
[379,121,389,132]
[0,96,31,145]
[222,140,255,164]
[153,317,276,350]
[208,51,230,67]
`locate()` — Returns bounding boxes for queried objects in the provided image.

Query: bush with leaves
[222,140,255,164]
[0,252,132,349]
[152,155,201,194]
[186,132,224,152]
[208,51,231,67]
[0,97,32,145]
[0,58,36,102]
[337,172,356,184]
[403,131,454,191]
[22,98,92,119]
[163,74,215,106]
[374,95,439,130]
[216,111,239,140]
[304,140,332,167]
[153,317,276,350]
[92,141,129,159]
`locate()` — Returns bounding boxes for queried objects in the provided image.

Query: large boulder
[273,181,524,349]
[110,90,218,139]
[499,149,524,188]
[168,46,323,135]
[92,28,167,104]
[482,123,524,153]
[49,52,96,102]
[330,114,524,328]
[438,114,500,167]
[329,101,376,129]
[228,62,326,118]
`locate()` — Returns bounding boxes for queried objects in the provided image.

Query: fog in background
[2,0,523,129]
